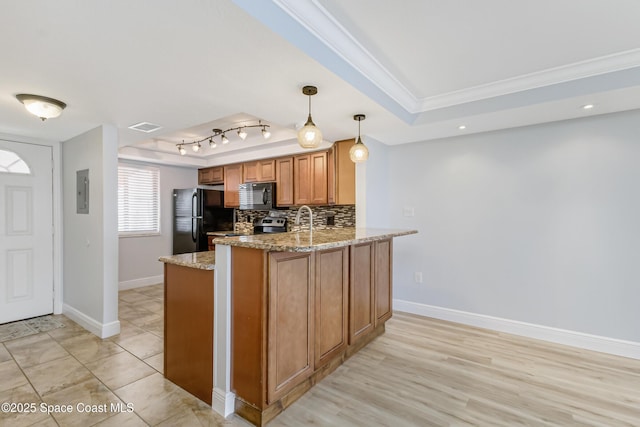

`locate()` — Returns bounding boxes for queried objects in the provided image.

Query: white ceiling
[2,0,639,167]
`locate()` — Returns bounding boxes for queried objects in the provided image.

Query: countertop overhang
[159,251,215,270]
[209,227,417,252]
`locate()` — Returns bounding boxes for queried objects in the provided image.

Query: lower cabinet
[349,242,375,343]
[267,252,314,403]
[374,239,393,325]
[231,242,391,425]
[314,247,348,368]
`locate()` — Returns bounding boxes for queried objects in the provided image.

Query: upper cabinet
[224,164,243,208]
[332,139,356,205]
[244,159,276,183]
[294,152,328,206]
[197,141,355,208]
[198,166,224,185]
[275,157,294,207]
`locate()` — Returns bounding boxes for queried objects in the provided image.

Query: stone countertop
[209,227,417,252]
[159,251,216,270]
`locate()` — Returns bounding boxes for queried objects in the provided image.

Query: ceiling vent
[128,122,162,133]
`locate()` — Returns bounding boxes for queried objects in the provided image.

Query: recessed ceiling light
[582,104,594,110]
[128,122,162,133]
[458,125,467,130]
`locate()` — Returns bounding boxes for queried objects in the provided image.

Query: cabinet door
[243,161,259,183]
[310,151,328,205]
[315,247,348,368]
[374,239,393,325]
[258,159,276,182]
[334,139,356,205]
[294,154,312,205]
[349,242,375,344]
[224,164,243,208]
[275,157,294,206]
[268,252,314,403]
[198,166,224,185]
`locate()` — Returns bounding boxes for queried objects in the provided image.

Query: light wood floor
[3,286,639,426]
[271,312,640,427]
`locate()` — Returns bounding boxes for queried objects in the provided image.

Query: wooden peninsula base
[230,238,394,426]
[161,228,417,426]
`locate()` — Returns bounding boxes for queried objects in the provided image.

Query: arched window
[0,149,31,174]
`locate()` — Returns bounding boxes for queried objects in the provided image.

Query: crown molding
[273,0,419,111]
[273,0,640,114]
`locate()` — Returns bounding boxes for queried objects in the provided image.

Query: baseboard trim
[62,303,121,339]
[393,299,640,360]
[212,388,235,418]
[119,274,163,290]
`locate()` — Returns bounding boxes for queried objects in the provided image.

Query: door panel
[0,140,53,323]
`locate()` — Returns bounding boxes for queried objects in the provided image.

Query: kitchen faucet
[295,205,313,234]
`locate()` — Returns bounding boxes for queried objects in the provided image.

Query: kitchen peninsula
[160,227,417,426]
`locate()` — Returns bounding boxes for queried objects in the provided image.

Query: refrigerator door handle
[191,192,198,242]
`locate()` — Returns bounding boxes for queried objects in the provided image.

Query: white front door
[0,140,53,323]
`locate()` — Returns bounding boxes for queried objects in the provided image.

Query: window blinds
[118,165,160,235]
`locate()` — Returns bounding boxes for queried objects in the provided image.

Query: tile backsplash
[235,205,355,234]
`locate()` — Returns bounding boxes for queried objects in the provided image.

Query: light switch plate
[403,207,415,217]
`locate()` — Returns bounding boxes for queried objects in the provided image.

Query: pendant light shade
[349,114,369,163]
[16,94,66,121]
[297,86,322,149]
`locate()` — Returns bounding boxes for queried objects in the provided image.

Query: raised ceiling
[1,0,639,166]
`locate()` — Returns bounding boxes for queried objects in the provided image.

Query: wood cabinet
[243,159,276,183]
[164,264,213,404]
[374,239,393,325]
[333,139,356,205]
[224,164,243,208]
[349,241,375,344]
[198,166,224,185]
[275,157,294,206]
[294,152,328,205]
[231,240,394,425]
[314,247,348,369]
[197,142,354,208]
[267,252,314,402]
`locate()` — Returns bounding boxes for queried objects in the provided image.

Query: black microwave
[238,182,275,210]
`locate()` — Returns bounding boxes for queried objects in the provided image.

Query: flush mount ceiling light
[349,114,369,163]
[16,94,66,121]
[175,121,271,155]
[297,85,322,149]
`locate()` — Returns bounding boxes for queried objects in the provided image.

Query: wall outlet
[414,272,423,283]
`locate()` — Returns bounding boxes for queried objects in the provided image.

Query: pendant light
[297,85,322,149]
[16,94,67,121]
[349,114,369,163]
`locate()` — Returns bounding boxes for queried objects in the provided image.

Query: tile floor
[0,284,252,427]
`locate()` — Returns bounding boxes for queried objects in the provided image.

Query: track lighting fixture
[349,114,369,163]
[176,120,271,155]
[297,85,322,149]
[16,94,67,121]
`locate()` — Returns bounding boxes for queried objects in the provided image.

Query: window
[0,149,30,174]
[118,164,160,236]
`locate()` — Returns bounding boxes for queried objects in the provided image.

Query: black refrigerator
[172,188,235,254]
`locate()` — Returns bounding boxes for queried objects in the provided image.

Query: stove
[253,216,288,234]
